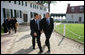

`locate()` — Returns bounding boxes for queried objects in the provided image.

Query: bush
[68,21,74,23]
[54,20,61,23]
[75,21,78,23]
[61,20,67,23]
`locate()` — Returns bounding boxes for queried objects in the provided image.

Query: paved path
[1,25,84,54]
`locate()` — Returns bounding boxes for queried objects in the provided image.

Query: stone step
[19,22,30,26]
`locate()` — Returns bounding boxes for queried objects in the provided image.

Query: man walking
[41,12,54,52]
[6,17,11,34]
[30,13,43,53]
[13,17,18,33]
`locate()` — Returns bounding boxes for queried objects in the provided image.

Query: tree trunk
[48,1,51,12]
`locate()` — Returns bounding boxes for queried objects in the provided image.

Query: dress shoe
[39,50,43,53]
[47,50,50,53]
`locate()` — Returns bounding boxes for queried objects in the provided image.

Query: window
[79,17,82,22]
[25,2,27,6]
[33,4,34,8]
[9,1,11,3]
[37,5,38,9]
[32,12,34,18]
[44,8,46,11]
[10,9,13,18]
[43,14,45,18]
[16,10,19,18]
[14,10,16,17]
[14,10,20,18]
[20,1,22,5]
[71,15,73,19]
[35,1,38,3]
[19,1,20,5]
[80,6,83,9]
[16,1,18,5]
[30,12,35,18]
[3,9,11,18]
[40,6,41,10]
[40,6,42,10]
[42,7,43,10]
[71,7,74,12]
[80,6,84,11]
[30,12,32,18]
[20,10,22,18]
[14,1,16,4]
[6,9,10,17]
[38,1,41,3]
[22,1,23,6]
[3,8,6,18]
[35,5,36,9]
[30,3,32,8]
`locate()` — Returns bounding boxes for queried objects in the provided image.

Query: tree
[45,1,51,12]
[36,1,59,12]
[43,1,57,12]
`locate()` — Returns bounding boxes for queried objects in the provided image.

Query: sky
[50,1,84,14]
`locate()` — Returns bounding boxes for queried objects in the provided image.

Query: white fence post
[58,23,66,46]
[63,24,65,37]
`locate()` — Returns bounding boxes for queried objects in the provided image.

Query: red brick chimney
[68,4,70,7]
[66,4,70,13]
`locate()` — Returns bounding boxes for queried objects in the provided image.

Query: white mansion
[1,1,47,25]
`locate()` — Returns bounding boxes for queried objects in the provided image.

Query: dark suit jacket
[30,19,42,36]
[6,19,11,29]
[41,18,54,36]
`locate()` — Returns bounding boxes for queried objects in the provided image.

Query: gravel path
[1,25,84,54]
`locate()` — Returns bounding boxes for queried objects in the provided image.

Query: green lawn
[55,24,84,44]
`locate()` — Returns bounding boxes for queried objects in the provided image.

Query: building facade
[66,4,84,23]
[1,1,47,25]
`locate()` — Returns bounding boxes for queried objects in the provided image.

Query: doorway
[79,17,82,23]
[23,14,28,22]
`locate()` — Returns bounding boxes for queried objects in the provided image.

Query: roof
[66,4,84,13]
[27,1,47,8]
[51,13,66,16]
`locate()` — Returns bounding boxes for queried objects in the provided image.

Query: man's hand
[34,32,37,36]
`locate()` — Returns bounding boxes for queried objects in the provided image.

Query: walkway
[1,25,84,54]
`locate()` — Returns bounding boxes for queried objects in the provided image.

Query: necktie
[36,20,40,30]
[47,19,50,25]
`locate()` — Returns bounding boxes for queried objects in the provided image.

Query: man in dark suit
[3,19,8,33]
[13,17,18,33]
[6,17,11,34]
[41,12,54,52]
[30,13,43,53]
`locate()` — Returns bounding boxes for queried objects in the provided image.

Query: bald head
[7,16,10,20]
[45,12,50,19]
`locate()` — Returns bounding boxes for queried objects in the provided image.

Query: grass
[55,24,84,44]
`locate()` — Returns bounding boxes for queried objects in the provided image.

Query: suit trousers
[32,31,42,51]
[45,33,52,51]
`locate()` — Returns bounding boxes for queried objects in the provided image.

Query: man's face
[38,15,41,19]
[45,13,50,19]
[8,17,10,20]
[35,15,38,20]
